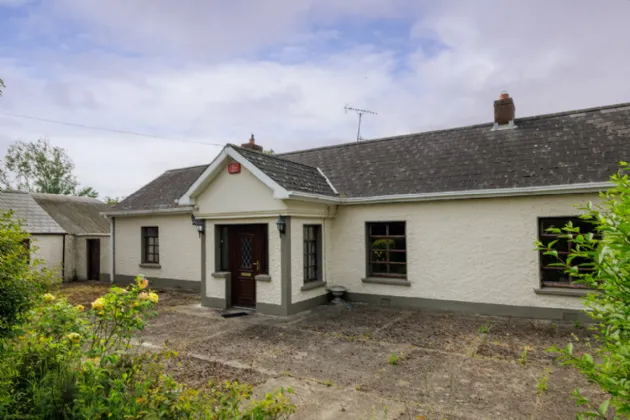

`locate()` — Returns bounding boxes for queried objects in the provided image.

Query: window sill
[139,263,161,269]
[301,280,325,291]
[255,274,271,282]
[534,287,596,297]
[362,277,410,287]
[211,272,230,279]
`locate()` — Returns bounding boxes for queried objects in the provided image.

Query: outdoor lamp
[276,215,286,234]
[191,215,205,235]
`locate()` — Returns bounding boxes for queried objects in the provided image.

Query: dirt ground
[132,300,605,420]
[61,281,201,308]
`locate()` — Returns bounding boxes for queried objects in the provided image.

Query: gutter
[101,206,194,217]
[61,233,66,281]
[286,181,612,205]
[110,217,115,283]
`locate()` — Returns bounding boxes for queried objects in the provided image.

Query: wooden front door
[86,239,100,280]
[229,225,267,308]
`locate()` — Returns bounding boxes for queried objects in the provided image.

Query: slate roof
[232,145,337,196]
[111,102,630,211]
[0,191,65,234]
[111,164,208,212]
[279,103,630,198]
[31,193,109,235]
[0,191,109,234]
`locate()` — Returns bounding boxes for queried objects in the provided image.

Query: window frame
[538,216,595,289]
[141,226,160,264]
[303,224,322,283]
[365,221,407,279]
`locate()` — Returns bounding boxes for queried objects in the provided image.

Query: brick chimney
[240,133,263,152]
[241,134,263,152]
[493,91,515,127]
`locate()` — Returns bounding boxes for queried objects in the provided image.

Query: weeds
[519,345,533,365]
[537,368,552,394]
[478,323,492,334]
[389,353,400,365]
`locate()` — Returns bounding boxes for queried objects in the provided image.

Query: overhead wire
[0,110,224,147]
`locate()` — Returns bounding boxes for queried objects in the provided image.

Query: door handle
[253,260,260,270]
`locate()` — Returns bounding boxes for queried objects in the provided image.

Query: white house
[0,191,110,281]
[104,94,630,320]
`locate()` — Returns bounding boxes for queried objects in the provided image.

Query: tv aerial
[344,105,377,142]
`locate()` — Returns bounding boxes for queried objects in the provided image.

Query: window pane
[389,222,405,236]
[371,237,394,251]
[391,238,406,250]
[241,236,252,269]
[390,264,407,275]
[370,249,387,263]
[390,251,406,263]
[542,269,570,284]
[370,263,388,274]
[370,223,387,236]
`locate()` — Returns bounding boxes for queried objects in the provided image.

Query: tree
[0,78,5,96]
[538,163,630,419]
[104,196,125,205]
[0,139,98,197]
[264,149,275,155]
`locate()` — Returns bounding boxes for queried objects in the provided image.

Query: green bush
[537,164,630,419]
[0,216,295,419]
[0,211,55,336]
[0,278,295,419]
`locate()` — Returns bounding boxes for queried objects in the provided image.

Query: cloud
[1,0,629,198]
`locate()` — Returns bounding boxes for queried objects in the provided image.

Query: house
[104,93,630,320]
[0,191,110,281]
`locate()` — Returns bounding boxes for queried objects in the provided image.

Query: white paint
[204,217,282,305]
[196,161,287,216]
[290,217,329,303]
[114,214,201,282]
[180,146,290,206]
[330,193,600,311]
[75,236,110,280]
[31,234,64,278]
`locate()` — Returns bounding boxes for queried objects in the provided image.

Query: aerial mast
[344,105,378,142]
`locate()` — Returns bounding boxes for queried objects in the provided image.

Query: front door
[229,225,267,308]
[86,239,100,280]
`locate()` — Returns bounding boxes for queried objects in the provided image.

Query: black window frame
[303,224,322,283]
[366,221,407,278]
[141,226,160,264]
[538,216,595,289]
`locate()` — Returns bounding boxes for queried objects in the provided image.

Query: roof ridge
[164,163,209,173]
[229,144,322,172]
[278,102,630,157]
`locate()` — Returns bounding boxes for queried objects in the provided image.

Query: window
[303,225,322,283]
[538,217,595,288]
[142,227,159,264]
[367,222,406,278]
[217,226,229,271]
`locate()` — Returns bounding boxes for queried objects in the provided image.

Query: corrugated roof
[0,191,65,234]
[31,193,109,234]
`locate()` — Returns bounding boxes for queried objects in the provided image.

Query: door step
[220,309,253,318]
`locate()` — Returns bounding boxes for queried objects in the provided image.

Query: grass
[536,368,552,394]
[389,352,400,366]
[519,345,534,366]
[478,323,492,334]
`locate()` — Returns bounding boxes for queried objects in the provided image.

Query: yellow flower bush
[43,293,55,302]
[67,332,81,344]
[76,305,84,312]
[91,298,104,311]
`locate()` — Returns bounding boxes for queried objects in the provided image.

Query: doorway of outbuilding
[86,239,100,280]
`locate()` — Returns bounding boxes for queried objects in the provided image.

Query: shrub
[0,277,295,419]
[537,164,630,419]
[0,211,55,336]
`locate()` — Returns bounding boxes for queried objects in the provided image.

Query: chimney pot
[494,91,515,126]
[241,133,263,152]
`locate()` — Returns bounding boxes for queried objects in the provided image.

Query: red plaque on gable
[228,162,241,174]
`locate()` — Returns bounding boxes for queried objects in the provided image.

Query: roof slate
[0,191,65,234]
[232,145,337,196]
[112,164,208,212]
[279,103,630,198]
[31,193,109,234]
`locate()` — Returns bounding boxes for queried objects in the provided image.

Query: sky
[1,0,629,199]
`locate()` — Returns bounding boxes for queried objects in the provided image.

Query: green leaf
[566,343,574,355]
[598,399,610,416]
